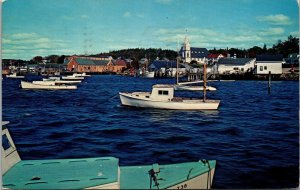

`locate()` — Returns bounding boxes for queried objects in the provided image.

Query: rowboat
[21,81,77,90]
[2,121,216,189]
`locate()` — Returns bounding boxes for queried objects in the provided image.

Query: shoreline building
[179,35,209,64]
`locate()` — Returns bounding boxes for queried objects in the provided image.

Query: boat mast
[176,39,180,84]
[203,59,207,102]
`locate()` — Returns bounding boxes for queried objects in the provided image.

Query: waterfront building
[255,55,283,75]
[149,60,188,77]
[65,56,126,73]
[215,58,256,75]
[179,36,209,64]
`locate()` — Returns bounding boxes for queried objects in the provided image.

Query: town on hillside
[2,35,299,80]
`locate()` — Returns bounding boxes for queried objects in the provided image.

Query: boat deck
[3,157,119,189]
[120,160,216,189]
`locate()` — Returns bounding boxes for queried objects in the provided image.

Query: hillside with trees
[2,35,299,67]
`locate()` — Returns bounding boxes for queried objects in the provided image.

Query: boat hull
[120,160,216,189]
[21,81,77,90]
[119,92,220,110]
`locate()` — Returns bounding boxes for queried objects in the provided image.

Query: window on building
[187,52,190,58]
[264,66,267,70]
[241,68,244,71]
[260,66,263,71]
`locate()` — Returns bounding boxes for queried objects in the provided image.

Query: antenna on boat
[203,58,207,102]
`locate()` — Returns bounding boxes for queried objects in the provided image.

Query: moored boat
[43,78,82,84]
[119,84,220,110]
[141,71,155,78]
[61,75,85,80]
[2,121,216,189]
[21,81,77,90]
[73,72,91,77]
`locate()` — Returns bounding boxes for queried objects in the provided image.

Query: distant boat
[21,81,77,90]
[43,78,82,84]
[141,70,155,78]
[6,72,25,79]
[73,72,91,77]
[61,75,84,80]
[2,121,216,189]
[119,84,220,110]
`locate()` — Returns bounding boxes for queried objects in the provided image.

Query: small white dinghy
[21,81,77,90]
[2,121,216,189]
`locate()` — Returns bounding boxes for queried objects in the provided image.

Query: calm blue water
[2,75,299,188]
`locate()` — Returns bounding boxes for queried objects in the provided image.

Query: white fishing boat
[6,72,25,79]
[119,84,220,110]
[2,121,216,189]
[140,56,155,78]
[21,81,77,90]
[142,70,155,78]
[43,78,82,84]
[61,75,84,80]
[73,72,91,77]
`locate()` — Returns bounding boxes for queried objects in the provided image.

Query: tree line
[3,35,299,67]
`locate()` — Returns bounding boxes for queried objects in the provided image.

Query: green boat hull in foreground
[2,122,216,189]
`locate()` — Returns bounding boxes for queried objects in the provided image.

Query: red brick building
[65,56,126,73]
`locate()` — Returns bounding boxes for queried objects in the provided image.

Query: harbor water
[2,75,299,188]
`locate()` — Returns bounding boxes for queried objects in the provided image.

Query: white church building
[179,36,209,64]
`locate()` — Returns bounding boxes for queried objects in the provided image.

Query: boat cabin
[150,84,174,101]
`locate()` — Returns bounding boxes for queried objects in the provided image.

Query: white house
[215,58,256,74]
[255,55,283,75]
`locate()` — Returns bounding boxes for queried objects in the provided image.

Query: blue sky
[2,0,299,60]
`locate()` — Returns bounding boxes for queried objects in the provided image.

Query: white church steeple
[182,30,191,63]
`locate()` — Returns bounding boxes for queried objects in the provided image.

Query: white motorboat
[43,78,82,84]
[2,121,216,189]
[141,71,155,78]
[6,73,25,79]
[73,72,91,77]
[61,75,84,80]
[119,84,220,110]
[21,81,77,90]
